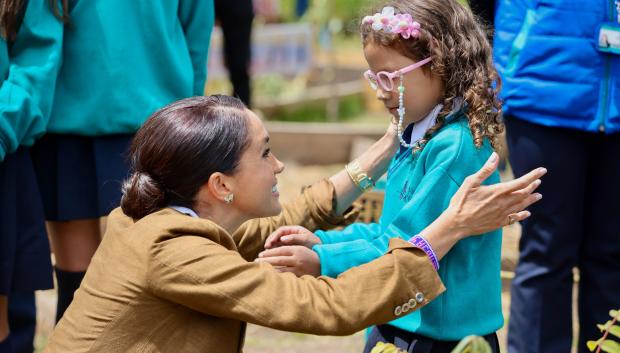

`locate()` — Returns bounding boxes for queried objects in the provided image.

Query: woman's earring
[224,194,234,204]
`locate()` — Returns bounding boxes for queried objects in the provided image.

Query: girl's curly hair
[1,0,68,41]
[360,0,504,151]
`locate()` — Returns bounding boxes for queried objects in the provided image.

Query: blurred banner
[207,23,314,80]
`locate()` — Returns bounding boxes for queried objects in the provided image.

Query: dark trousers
[7,293,36,353]
[364,325,500,353]
[215,0,254,107]
[506,117,620,353]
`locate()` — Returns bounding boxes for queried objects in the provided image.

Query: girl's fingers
[255,256,296,267]
[280,234,308,245]
[265,226,305,248]
[258,246,295,258]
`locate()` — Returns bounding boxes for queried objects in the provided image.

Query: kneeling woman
[44,95,544,353]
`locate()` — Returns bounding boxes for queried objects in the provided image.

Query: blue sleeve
[178,0,215,96]
[315,222,382,245]
[0,0,63,161]
[314,167,459,278]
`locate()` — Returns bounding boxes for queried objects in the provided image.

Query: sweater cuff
[313,238,385,278]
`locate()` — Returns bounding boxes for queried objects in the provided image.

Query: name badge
[598,23,620,55]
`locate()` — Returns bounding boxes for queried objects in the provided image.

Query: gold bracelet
[345,160,374,192]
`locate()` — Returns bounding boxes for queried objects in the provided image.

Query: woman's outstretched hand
[441,152,546,239]
[422,152,547,260]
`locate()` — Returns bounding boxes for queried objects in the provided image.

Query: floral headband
[362,6,421,40]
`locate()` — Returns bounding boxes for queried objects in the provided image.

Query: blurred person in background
[0,0,64,352]
[215,0,254,107]
[30,0,214,323]
[494,1,620,352]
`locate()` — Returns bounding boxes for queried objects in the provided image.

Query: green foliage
[587,309,620,353]
[368,336,491,353]
[266,94,365,122]
[369,342,406,353]
[450,336,492,353]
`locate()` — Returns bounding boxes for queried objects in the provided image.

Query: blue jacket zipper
[599,0,615,133]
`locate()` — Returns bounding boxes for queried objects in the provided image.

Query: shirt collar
[169,205,199,218]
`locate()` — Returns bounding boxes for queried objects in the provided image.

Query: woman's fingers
[512,210,532,223]
[510,179,542,199]
[507,192,543,216]
[498,167,547,194]
[465,152,500,188]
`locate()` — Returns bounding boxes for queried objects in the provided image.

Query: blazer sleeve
[146,236,445,335]
[313,167,459,278]
[0,0,63,161]
[178,0,214,95]
[231,179,359,261]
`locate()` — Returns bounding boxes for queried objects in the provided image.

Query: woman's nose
[273,156,285,174]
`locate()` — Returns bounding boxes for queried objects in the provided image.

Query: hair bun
[120,172,168,219]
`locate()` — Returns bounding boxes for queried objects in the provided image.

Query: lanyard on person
[596,0,620,54]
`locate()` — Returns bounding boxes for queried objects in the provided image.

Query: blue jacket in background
[494,0,619,133]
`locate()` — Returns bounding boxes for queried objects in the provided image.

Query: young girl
[42,95,541,353]
[29,0,214,322]
[0,0,64,351]
[260,1,508,352]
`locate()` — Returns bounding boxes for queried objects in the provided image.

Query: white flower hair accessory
[362,6,421,39]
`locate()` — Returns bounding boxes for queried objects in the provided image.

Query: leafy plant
[368,335,491,353]
[587,309,620,353]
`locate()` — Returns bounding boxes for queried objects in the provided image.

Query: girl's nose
[376,87,390,101]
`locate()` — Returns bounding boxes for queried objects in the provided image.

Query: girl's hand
[439,152,546,240]
[264,226,322,250]
[256,246,321,277]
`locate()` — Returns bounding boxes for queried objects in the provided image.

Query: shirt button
[415,292,424,303]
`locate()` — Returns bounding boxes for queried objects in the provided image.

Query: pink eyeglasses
[363,57,432,92]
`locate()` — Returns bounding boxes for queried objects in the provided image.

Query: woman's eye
[263,148,271,158]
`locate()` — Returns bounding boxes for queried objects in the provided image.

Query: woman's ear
[205,172,234,203]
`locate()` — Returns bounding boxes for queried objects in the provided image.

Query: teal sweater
[313,116,503,340]
[48,0,214,135]
[0,0,63,161]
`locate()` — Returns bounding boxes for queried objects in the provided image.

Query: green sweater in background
[0,0,63,161]
[48,0,214,136]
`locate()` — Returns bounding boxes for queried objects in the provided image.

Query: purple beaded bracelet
[408,235,440,271]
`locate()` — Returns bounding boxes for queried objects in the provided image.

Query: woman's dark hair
[121,95,250,220]
[1,0,69,41]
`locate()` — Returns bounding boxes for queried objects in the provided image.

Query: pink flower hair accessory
[362,6,421,40]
